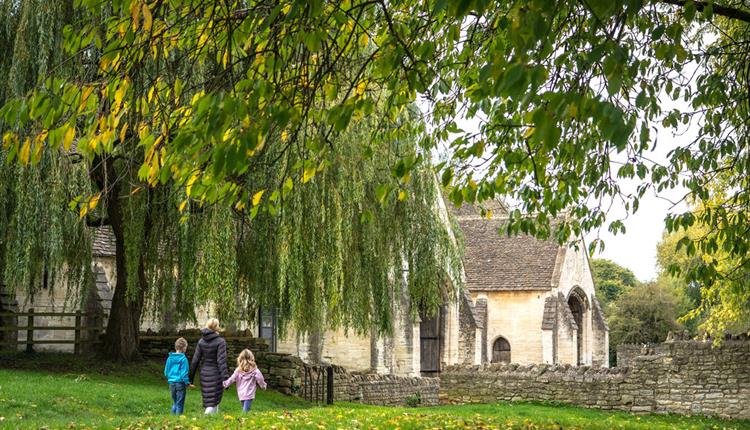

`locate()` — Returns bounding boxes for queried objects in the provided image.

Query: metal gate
[301,364,334,405]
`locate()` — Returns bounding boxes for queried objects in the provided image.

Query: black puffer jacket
[189,328,229,407]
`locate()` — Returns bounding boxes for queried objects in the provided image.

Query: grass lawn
[1,354,749,429]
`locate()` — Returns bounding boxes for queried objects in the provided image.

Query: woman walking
[189,318,229,414]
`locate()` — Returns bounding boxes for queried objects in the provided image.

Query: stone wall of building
[440,340,750,419]
[473,290,547,364]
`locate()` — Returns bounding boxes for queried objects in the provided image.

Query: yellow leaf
[522,127,535,139]
[115,84,127,107]
[358,32,369,48]
[32,139,44,163]
[19,138,31,165]
[119,123,129,144]
[486,209,493,220]
[2,132,16,148]
[281,4,292,14]
[252,190,264,206]
[468,179,477,190]
[355,80,367,96]
[130,1,140,30]
[281,130,289,142]
[234,200,245,211]
[186,173,199,196]
[179,200,188,212]
[302,167,316,183]
[63,126,75,150]
[398,190,407,201]
[142,4,153,32]
[88,193,101,211]
[174,79,183,98]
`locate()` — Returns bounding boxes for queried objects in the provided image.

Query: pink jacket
[223,367,267,401]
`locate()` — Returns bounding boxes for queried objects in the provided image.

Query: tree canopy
[0,0,461,360]
[590,259,638,306]
[3,0,750,353]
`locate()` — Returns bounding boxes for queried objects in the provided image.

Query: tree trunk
[92,155,150,362]
[101,186,146,361]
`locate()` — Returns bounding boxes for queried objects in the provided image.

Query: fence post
[25,308,33,354]
[326,365,334,405]
[74,311,82,355]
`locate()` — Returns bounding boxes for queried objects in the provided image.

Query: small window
[492,337,511,364]
[258,307,276,352]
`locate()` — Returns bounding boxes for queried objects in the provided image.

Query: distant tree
[656,230,703,309]
[590,259,637,307]
[608,281,684,348]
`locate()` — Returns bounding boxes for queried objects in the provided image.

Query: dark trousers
[169,382,186,415]
[241,399,253,412]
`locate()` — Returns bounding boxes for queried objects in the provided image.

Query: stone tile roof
[92,227,116,257]
[455,217,564,291]
[460,289,479,327]
[541,293,580,331]
[446,198,509,219]
[541,296,557,330]
[592,296,608,331]
[94,265,113,312]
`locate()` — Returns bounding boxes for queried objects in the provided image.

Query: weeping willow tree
[0,1,91,311]
[0,0,462,360]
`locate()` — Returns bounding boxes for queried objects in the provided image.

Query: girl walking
[189,318,229,414]
[223,349,267,412]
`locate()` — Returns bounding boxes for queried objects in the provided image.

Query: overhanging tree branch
[660,0,750,24]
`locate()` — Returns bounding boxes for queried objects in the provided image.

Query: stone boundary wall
[138,332,439,406]
[440,340,750,419]
[333,367,439,406]
[138,330,269,358]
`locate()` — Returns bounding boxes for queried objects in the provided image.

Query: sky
[584,119,692,282]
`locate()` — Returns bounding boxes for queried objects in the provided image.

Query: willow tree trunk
[93,155,150,362]
[101,188,147,361]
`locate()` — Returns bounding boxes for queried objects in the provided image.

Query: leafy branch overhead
[2,0,750,346]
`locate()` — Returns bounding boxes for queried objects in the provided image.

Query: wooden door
[420,311,441,377]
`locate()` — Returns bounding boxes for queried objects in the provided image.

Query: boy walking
[164,337,190,415]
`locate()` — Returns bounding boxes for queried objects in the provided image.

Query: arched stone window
[567,287,589,365]
[491,336,511,364]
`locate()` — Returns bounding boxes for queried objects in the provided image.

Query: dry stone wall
[440,340,750,419]
[139,330,270,358]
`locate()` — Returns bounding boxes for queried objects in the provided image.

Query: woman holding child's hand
[189,318,229,415]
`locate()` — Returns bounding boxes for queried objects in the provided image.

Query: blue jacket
[164,352,190,384]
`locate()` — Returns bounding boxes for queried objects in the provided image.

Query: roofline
[467,286,554,292]
[550,246,567,288]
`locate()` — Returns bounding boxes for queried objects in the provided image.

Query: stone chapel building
[270,197,609,374]
[2,194,609,373]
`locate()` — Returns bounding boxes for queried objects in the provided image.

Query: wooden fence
[0,308,105,354]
